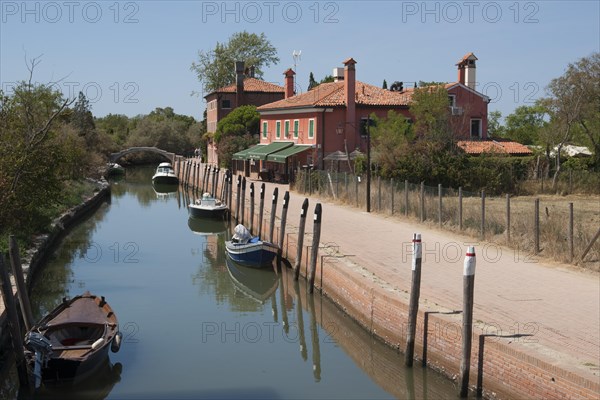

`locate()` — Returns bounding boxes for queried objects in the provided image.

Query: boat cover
[232,224,252,244]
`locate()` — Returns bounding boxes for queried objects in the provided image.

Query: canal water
[2,166,459,399]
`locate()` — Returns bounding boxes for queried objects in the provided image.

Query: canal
[1,166,459,399]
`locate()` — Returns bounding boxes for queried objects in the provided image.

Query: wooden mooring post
[235,175,241,222]
[211,166,218,196]
[0,254,31,390]
[404,233,422,367]
[277,191,290,270]
[258,183,265,238]
[294,198,309,281]
[227,171,233,220]
[249,183,255,234]
[308,203,322,294]
[459,247,476,398]
[9,236,34,331]
[269,188,279,243]
[240,177,246,225]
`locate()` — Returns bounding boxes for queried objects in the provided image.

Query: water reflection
[34,358,122,400]
[225,257,278,303]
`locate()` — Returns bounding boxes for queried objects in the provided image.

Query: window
[262,121,268,139]
[284,120,290,138]
[293,120,299,138]
[470,119,482,138]
[448,94,456,107]
[308,119,315,139]
[222,99,231,109]
[276,121,281,138]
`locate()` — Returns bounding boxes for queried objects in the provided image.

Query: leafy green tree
[213,105,260,167]
[370,110,413,177]
[503,104,548,145]
[0,76,72,236]
[487,110,505,138]
[410,85,452,147]
[382,79,388,89]
[191,31,279,93]
[308,72,318,91]
[95,113,132,145]
[543,52,600,175]
[319,75,334,84]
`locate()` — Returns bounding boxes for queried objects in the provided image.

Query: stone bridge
[109,147,176,163]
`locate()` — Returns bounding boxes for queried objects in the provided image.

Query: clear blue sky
[1,0,598,121]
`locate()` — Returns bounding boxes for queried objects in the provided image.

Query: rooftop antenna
[292,50,302,72]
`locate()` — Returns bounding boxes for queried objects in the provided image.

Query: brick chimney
[343,58,357,130]
[284,68,295,99]
[456,53,477,89]
[235,61,245,106]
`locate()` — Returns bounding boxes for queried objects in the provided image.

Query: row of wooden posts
[179,159,483,396]
[404,233,478,398]
[175,158,324,293]
[0,236,35,391]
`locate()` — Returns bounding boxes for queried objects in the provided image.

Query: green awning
[247,142,294,161]
[232,145,262,160]
[266,145,312,163]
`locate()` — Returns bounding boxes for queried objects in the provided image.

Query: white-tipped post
[460,246,476,397]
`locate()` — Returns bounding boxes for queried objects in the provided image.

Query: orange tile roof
[257,81,413,110]
[211,77,284,94]
[457,140,533,155]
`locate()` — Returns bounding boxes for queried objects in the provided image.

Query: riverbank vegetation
[0,62,205,253]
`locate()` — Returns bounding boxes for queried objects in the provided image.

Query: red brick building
[204,61,285,165]
[235,53,490,180]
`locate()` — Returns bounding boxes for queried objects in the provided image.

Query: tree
[410,85,452,147]
[382,79,388,89]
[319,75,334,84]
[370,110,413,177]
[191,31,279,93]
[0,60,74,235]
[487,110,504,138]
[213,105,260,167]
[503,104,548,145]
[541,52,599,185]
[308,72,318,91]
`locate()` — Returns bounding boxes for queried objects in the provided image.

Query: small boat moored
[188,193,228,219]
[24,292,122,387]
[152,162,179,185]
[105,163,125,177]
[225,224,279,268]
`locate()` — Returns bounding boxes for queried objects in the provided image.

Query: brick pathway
[253,180,600,384]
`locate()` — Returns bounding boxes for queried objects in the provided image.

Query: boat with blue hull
[225,225,279,268]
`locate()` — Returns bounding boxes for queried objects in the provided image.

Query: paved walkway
[252,179,600,384]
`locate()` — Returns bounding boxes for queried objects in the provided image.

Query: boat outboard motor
[24,332,53,388]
